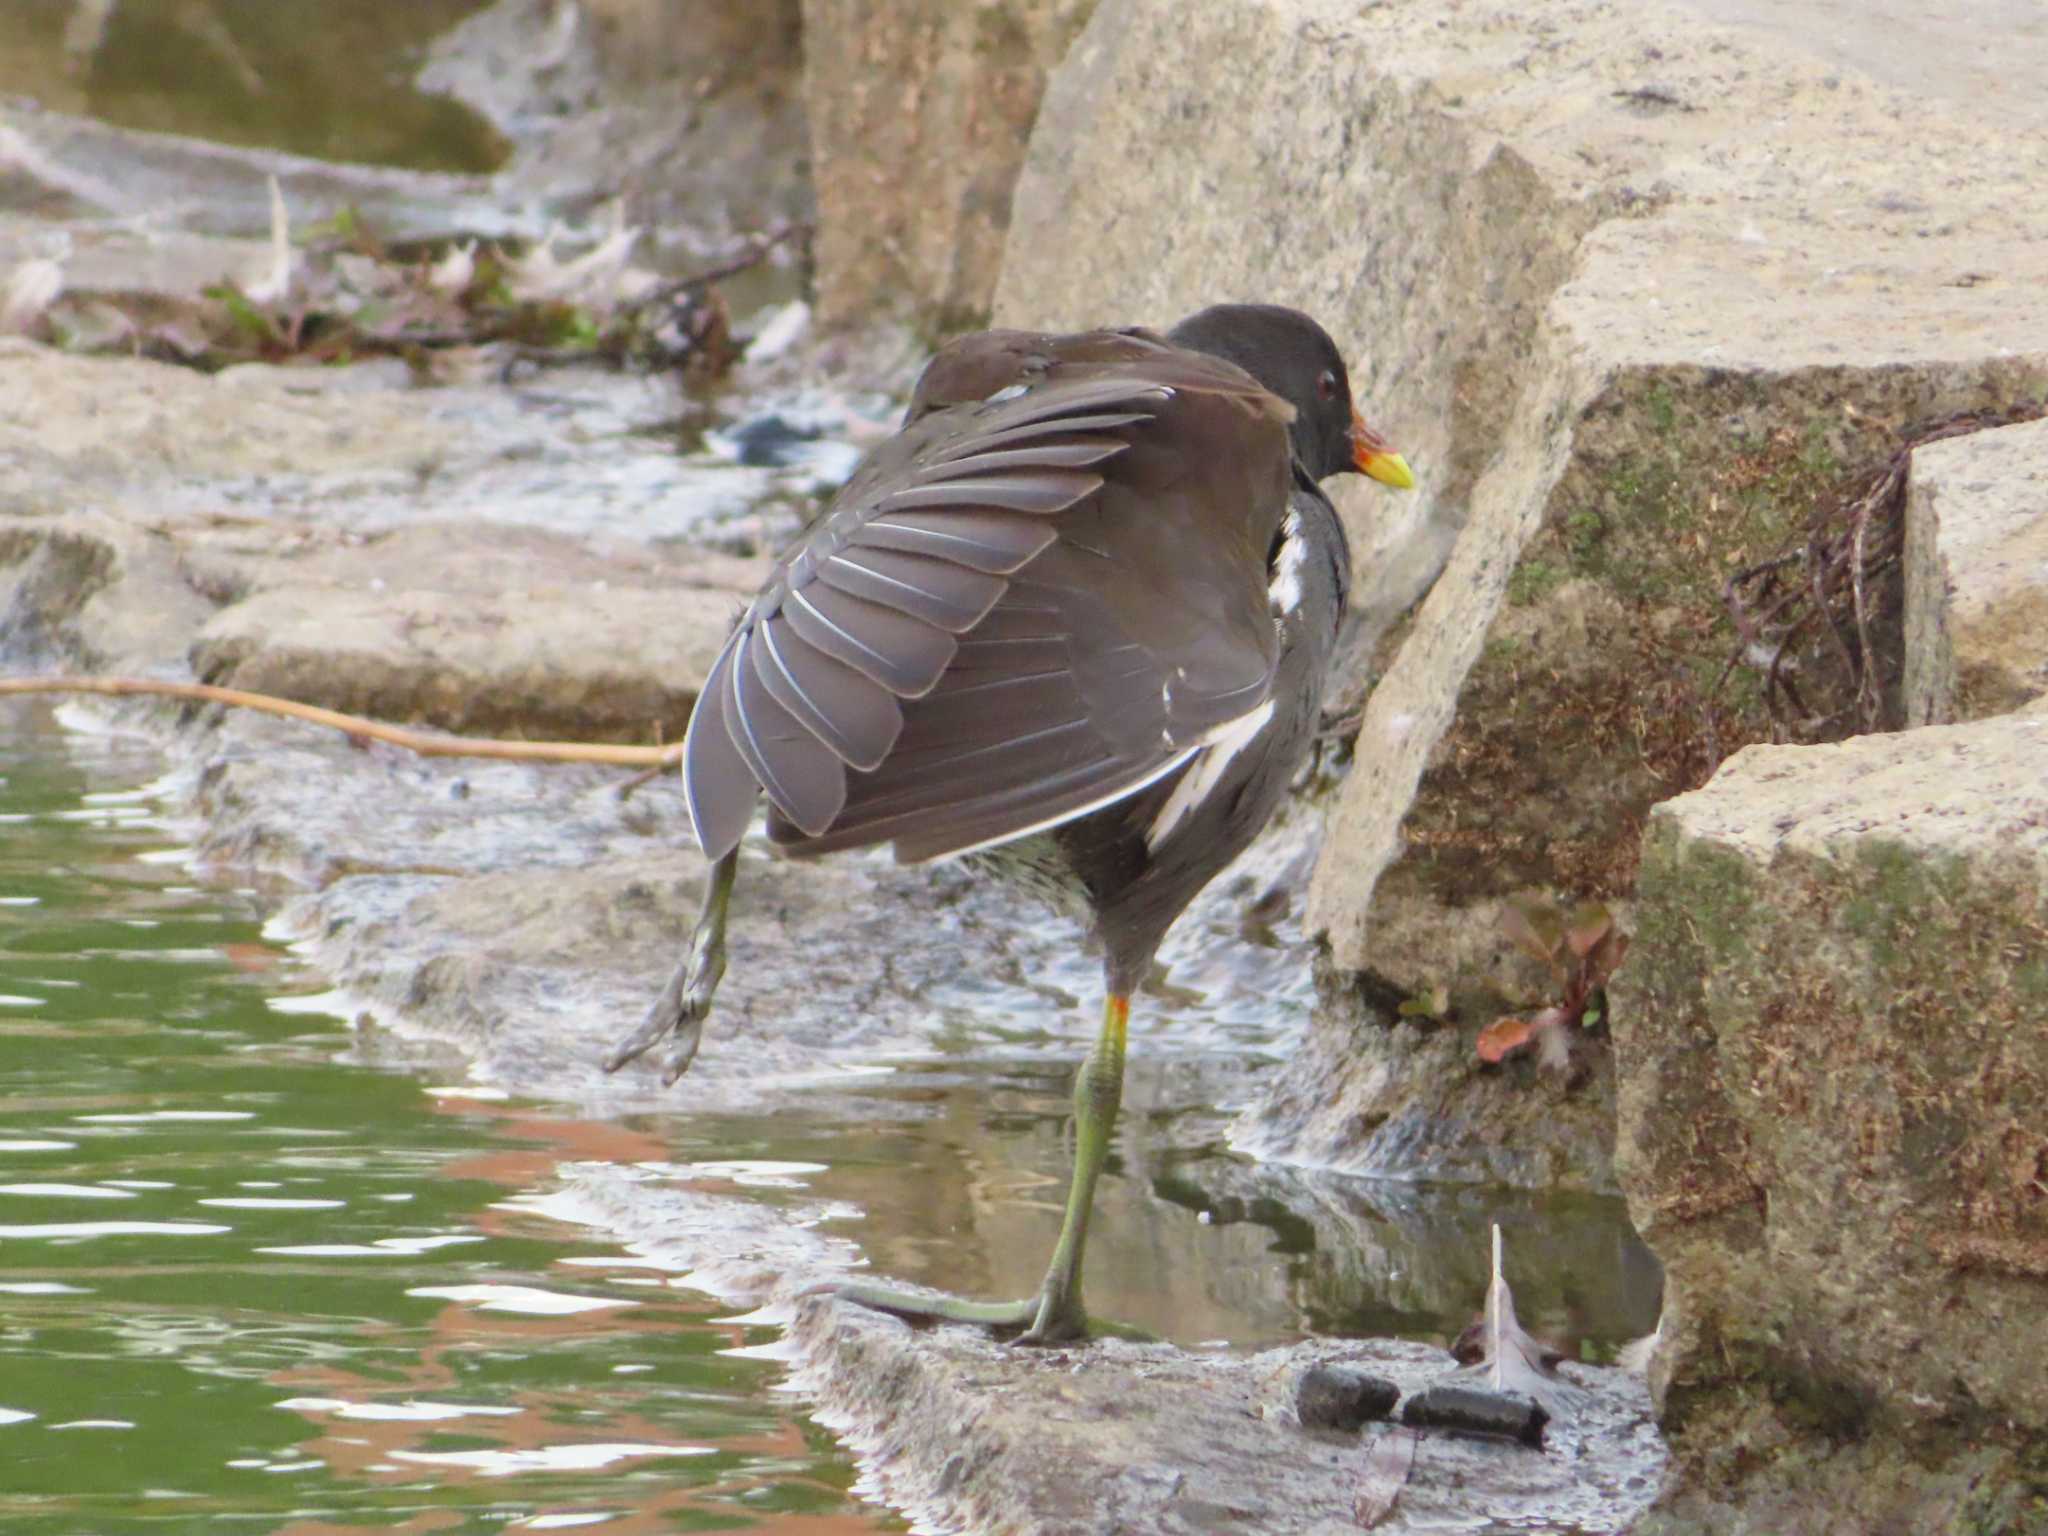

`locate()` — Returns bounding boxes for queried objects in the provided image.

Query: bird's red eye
[1316,369,1339,401]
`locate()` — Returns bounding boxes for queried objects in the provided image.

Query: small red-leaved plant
[1475,895,1629,1075]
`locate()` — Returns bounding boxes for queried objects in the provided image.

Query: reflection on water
[638,1061,1663,1355]
[0,0,506,173]
[0,705,894,1535]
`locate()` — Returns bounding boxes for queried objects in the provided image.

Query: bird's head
[1165,303,1414,489]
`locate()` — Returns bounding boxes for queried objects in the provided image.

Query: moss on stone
[1505,556,1564,606]
[1615,752,2048,1526]
[1389,360,2048,931]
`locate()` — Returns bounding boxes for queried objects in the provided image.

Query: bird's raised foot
[607,850,737,1084]
[819,1279,1151,1346]
[602,957,717,1083]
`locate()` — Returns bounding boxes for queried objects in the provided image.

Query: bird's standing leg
[1019,990,1128,1342]
[830,992,1132,1345]
[604,848,738,1084]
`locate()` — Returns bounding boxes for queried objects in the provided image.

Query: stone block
[1904,414,2048,724]
[1612,715,2048,1525]
[801,0,1096,330]
[188,524,762,744]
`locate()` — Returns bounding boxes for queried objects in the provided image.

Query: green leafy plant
[1475,895,1629,1074]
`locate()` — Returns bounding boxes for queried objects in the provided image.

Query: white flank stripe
[1269,511,1307,614]
[1144,699,1276,851]
[932,744,1206,863]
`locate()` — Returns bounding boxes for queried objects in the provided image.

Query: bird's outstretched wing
[682,331,1296,864]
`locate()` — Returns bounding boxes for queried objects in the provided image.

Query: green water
[0,713,892,1534]
[0,1,505,173]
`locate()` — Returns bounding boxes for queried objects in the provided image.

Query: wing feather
[860,510,1057,573]
[751,614,902,772]
[918,438,1127,476]
[680,639,759,859]
[724,632,846,837]
[878,469,1099,516]
[929,413,1153,460]
[819,549,1007,632]
[785,586,956,697]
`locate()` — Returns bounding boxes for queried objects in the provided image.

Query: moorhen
[607,304,1413,1343]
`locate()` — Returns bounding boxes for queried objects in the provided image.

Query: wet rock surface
[1,0,807,257]
[1241,961,1624,1191]
[422,0,811,256]
[796,1308,1660,1536]
[0,345,790,701]
[0,93,514,248]
[187,525,764,743]
[534,1166,1665,1532]
[1612,715,2048,1531]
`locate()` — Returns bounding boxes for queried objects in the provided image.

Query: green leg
[1019,991,1127,1342]
[832,993,1132,1346]
[605,849,738,1084]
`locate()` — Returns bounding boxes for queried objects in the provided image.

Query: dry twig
[1718,401,2046,740]
[0,675,684,770]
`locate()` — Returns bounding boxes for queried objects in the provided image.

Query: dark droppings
[1295,1363,1401,1431]
[1402,1383,1552,1447]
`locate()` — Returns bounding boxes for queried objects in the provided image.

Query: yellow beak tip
[1366,451,1416,491]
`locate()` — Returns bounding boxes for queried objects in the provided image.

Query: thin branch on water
[0,675,684,771]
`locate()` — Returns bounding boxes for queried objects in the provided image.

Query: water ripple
[0,706,891,1532]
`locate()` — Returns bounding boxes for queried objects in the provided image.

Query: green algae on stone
[1612,720,2048,1529]
[1370,359,2048,1048]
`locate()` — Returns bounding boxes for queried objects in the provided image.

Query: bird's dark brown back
[681,327,1302,866]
